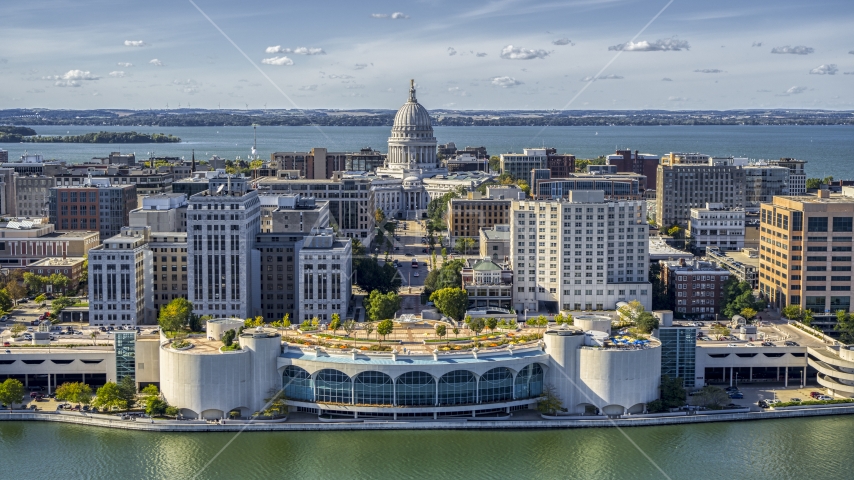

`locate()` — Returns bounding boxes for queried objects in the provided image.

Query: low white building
[296,228,352,323]
[687,202,745,253]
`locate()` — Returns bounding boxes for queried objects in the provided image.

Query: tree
[690,386,729,409]
[374,208,386,225]
[263,388,288,417]
[342,320,356,345]
[455,237,476,255]
[667,226,683,238]
[118,376,138,408]
[468,317,485,344]
[364,322,375,341]
[660,375,686,408]
[51,296,74,314]
[648,262,670,310]
[222,329,236,346]
[537,384,563,415]
[34,294,47,306]
[0,378,26,411]
[435,324,447,341]
[329,313,341,335]
[92,382,128,411]
[424,259,465,295]
[48,273,70,294]
[636,312,660,334]
[535,315,549,333]
[617,300,645,325]
[0,289,12,313]
[281,313,291,329]
[141,384,159,396]
[165,406,180,418]
[10,323,25,337]
[486,317,498,333]
[376,319,394,343]
[782,305,803,321]
[353,257,402,294]
[803,309,814,326]
[145,396,169,417]
[722,278,763,319]
[452,326,460,338]
[553,313,565,326]
[367,290,401,323]
[740,307,758,323]
[158,297,193,333]
[430,287,468,322]
[5,280,26,306]
[806,178,823,190]
[710,324,731,340]
[23,272,46,294]
[835,310,854,344]
[55,382,93,405]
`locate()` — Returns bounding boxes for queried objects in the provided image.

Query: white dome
[403,176,421,184]
[393,81,433,132]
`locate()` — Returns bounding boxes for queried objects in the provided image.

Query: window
[353,371,393,405]
[478,368,514,403]
[833,217,853,232]
[314,369,351,404]
[282,366,313,402]
[438,370,477,405]
[395,371,435,406]
[808,217,828,232]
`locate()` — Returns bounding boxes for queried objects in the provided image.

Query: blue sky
[1,0,852,110]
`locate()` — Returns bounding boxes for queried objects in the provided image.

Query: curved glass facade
[438,370,478,405]
[283,365,314,402]
[479,367,513,403]
[396,371,436,406]
[354,371,394,405]
[514,363,545,399]
[315,369,352,404]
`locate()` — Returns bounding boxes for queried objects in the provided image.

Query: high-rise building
[149,232,188,314]
[254,232,307,322]
[655,156,746,228]
[296,228,352,322]
[48,179,138,239]
[88,226,154,326]
[744,164,790,212]
[510,191,651,313]
[759,189,854,326]
[500,148,548,180]
[606,150,660,190]
[770,158,807,195]
[532,172,644,201]
[448,192,512,242]
[687,203,746,253]
[187,185,261,319]
[14,175,55,218]
[661,258,729,320]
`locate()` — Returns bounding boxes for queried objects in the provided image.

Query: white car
[413,271,420,277]
[745,342,756,347]
[817,395,833,401]
[727,343,738,347]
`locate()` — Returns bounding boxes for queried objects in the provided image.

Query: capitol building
[347,80,493,220]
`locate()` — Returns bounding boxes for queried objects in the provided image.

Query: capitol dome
[384,79,440,173]
[393,81,433,133]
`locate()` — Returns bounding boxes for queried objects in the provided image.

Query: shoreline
[3,406,854,432]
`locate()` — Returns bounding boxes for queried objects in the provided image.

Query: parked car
[727,343,738,347]
[725,386,739,392]
[810,391,822,398]
[790,398,802,402]
[817,395,833,401]
[761,341,774,347]
[758,400,769,408]
[785,341,799,346]
[728,392,744,399]
[745,342,756,347]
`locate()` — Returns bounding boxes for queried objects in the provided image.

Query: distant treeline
[0,130,180,143]
[2,111,853,127]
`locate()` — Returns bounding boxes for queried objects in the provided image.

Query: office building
[607,150,660,190]
[655,156,746,228]
[510,191,651,313]
[759,189,854,327]
[687,203,746,253]
[187,185,261,320]
[150,232,188,314]
[500,148,548,180]
[254,232,307,322]
[271,148,347,180]
[14,175,55,218]
[345,148,386,173]
[129,193,188,232]
[769,158,807,195]
[88,226,154,326]
[480,224,511,260]
[744,164,790,212]
[258,194,329,234]
[295,228,352,322]
[0,220,99,268]
[661,258,730,320]
[48,179,138,239]
[448,192,512,242]
[446,153,489,173]
[706,246,760,289]
[532,172,644,201]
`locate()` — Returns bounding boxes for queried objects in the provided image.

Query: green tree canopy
[145,396,169,417]
[636,312,660,334]
[429,287,468,322]
[0,289,12,313]
[435,323,446,340]
[376,319,394,342]
[353,257,402,294]
[92,382,128,411]
[660,375,686,408]
[721,277,763,319]
[55,382,93,405]
[51,296,74,314]
[367,290,401,322]
[0,378,25,410]
[158,297,193,333]
[118,376,138,408]
[329,313,341,334]
[835,310,854,344]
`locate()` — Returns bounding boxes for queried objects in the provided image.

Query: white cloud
[182,86,199,95]
[771,45,814,55]
[299,85,318,91]
[54,80,81,87]
[266,46,290,54]
[261,56,294,66]
[448,47,457,56]
[786,86,807,94]
[491,76,523,87]
[371,13,388,18]
[809,64,838,75]
[109,71,125,78]
[391,12,409,19]
[552,38,571,46]
[476,52,487,57]
[293,47,325,55]
[581,74,624,81]
[149,59,163,66]
[124,40,147,47]
[117,62,133,67]
[661,77,673,81]
[694,69,724,73]
[354,64,368,70]
[752,42,763,47]
[668,96,688,101]
[500,45,550,60]
[609,38,690,51]
[62,69,99,80]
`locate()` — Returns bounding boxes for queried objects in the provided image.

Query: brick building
[662,258,730,320]
[48,179,137,239]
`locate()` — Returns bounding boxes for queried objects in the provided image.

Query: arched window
[514,363,545,399]
[282,365,313,402]
[479,367,513,403]
[438,370,477,405]
[396,371,435,406]
[354,371,394,406]
[315,369,351,404]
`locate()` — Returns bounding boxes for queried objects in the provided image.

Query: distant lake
[2,124,850,179]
